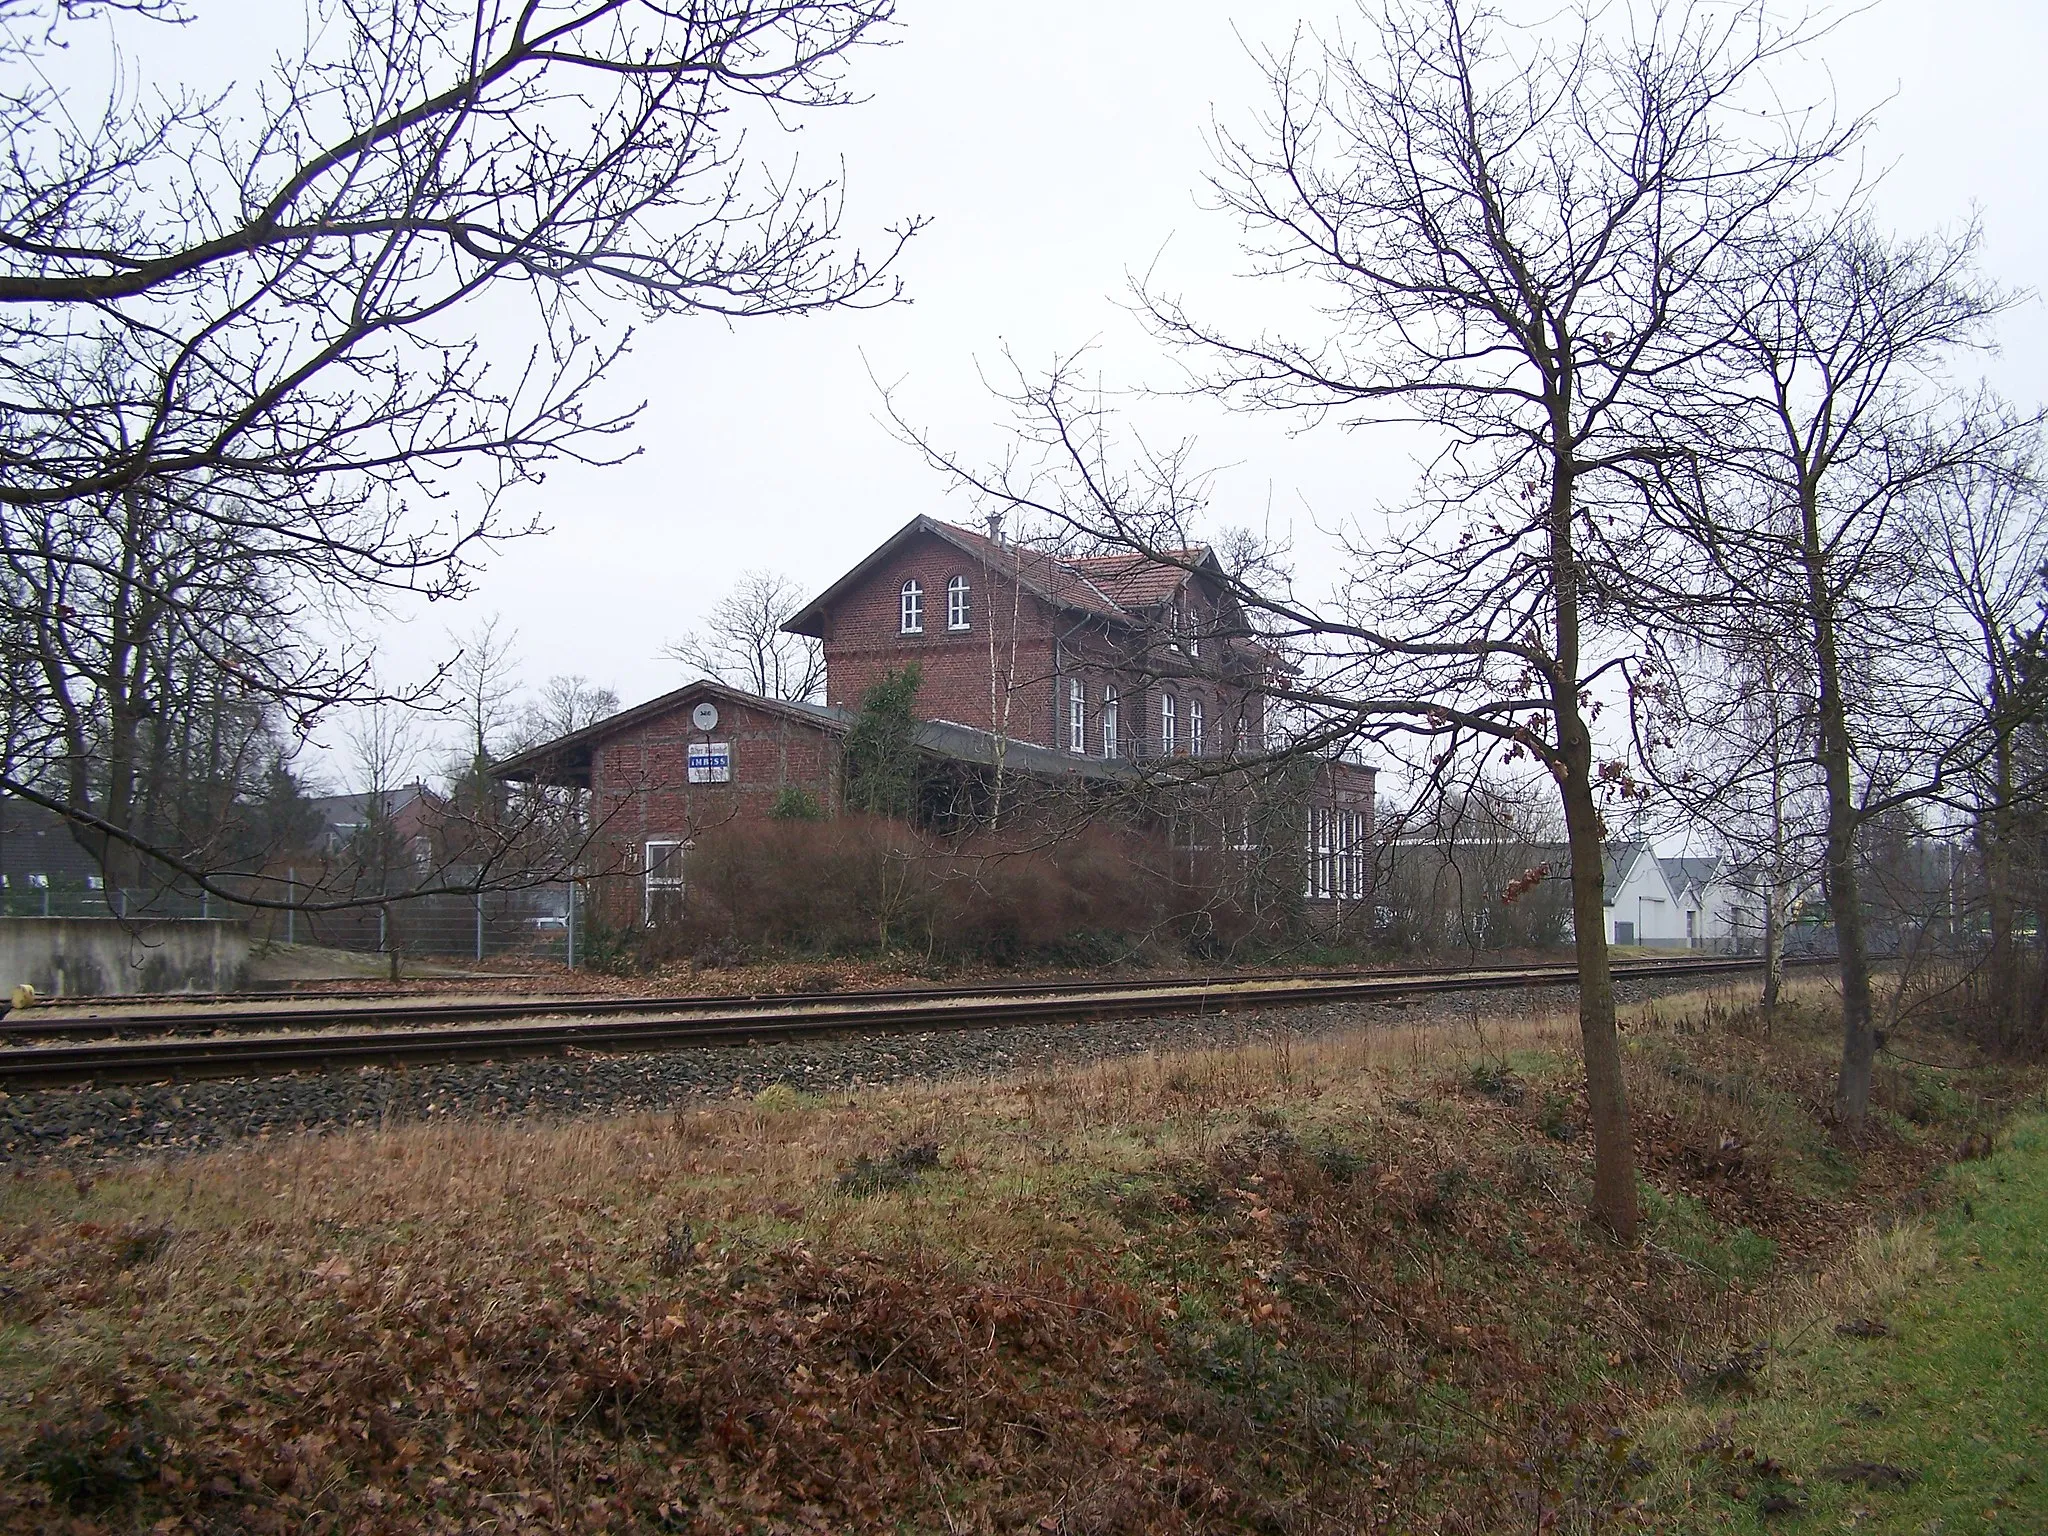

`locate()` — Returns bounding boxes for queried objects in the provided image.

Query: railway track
[0,955,1743,1039]
[0,956,1786,1090]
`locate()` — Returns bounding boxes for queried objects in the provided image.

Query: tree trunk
[1803,494,1876,1131]
[1822,756,1876,1129]
[1980,733,2018,1050]
[1559,747,1637,1240]
[1544,390,1636,1241]
[1818,626,1875,1130]
[1761,888,1784,1015]
[1762,743,1787,1016]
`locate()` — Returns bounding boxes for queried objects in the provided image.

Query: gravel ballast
[0,974,1741,1165]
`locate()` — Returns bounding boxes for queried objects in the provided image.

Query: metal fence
[0,879,586,967]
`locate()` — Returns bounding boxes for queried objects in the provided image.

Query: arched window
[1234,715,1250,755]
[1161,693,1178,756]
[1189,696,1205,757]
[900,579,923,634]
[1068,676,1085,752]
[1101,685,1119,759]
[947,575,971,630]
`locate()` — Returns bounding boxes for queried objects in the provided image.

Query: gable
[490,679,846,789]
[785,516,1129,640]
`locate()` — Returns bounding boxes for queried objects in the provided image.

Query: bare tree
[446,615,524,773]
[912,1,1857,1239]
[518,674,622,750]
[0,0,918,895]
[1685,215,2026,1129]
[1636,623,1827,1012]
[667,569,826,701]
[1922,448,2048,1051]
[0,486,342,890]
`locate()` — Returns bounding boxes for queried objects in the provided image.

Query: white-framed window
[947,575,971,630]
[1068,676,1085,752]
[900,579,924,634]
[1304,807,1367,902]
[1235,715,1250,755]
[1101,685,1119,760]
[1161,693,1178,756]
[1189,696,1205,756]
[644,838,688,925]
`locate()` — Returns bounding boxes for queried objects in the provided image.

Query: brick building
[785,514,1273,760]
[492,518,1375,923]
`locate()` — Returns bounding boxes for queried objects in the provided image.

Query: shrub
[653,816,1185,964]
[842,664,923,817]
[769,785,825,821]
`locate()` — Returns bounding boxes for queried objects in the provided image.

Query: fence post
[42,884,49,919]
[286,868,296,944]
[475,889,484,963]
[378,904,387,952]
[566,880,576,971]
[201,889,210,920]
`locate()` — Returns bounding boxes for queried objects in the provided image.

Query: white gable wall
[1606,852,1687,947]
[1698,875,1763,947]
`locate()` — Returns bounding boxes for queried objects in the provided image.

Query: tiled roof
[489,676,1135,790]
[926,522,1131,622]
[1659,856,1722,897]
[783,515,1221,636]
[0,799,106,886]
[1064,548,1206,608]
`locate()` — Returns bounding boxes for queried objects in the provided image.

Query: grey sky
[81,1,2048,778]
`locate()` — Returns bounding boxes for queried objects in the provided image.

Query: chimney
[983,508,1005,546]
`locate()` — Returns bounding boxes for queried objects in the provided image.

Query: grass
[1628,1113,2048,1533]
[0,981,2033,1534]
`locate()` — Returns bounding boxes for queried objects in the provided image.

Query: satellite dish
[691,702,719,732]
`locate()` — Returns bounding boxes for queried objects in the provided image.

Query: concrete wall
[0,917,252,997]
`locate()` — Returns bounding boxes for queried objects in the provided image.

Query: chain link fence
[0,878,586,967]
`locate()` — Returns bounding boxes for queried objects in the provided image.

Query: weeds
[0,978,2030,1534]
[834,1140,940,1196]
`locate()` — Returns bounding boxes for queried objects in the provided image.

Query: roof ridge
[927,518,1134,620]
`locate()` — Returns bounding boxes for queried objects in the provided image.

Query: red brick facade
[791,519,1270,763]
[493,520,1377,923]
[589,693,840,853]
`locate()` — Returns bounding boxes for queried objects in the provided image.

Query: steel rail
[0,956,1786,1090]
[0,954,1813,1041]
[0,958,1557,1040]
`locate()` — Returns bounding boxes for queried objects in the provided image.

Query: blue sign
[687,741,731,784]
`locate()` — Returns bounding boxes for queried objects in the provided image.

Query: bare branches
[892,0,1873,1242]
[667,568,825,701]
[2,0,916,891]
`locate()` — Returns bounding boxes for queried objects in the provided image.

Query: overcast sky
[91,1,2048,782]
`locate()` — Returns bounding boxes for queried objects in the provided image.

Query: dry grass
[0,981,2019,1534]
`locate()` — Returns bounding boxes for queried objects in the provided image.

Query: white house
[1665,857,1769,951]
[1600,845,1768,950]
[1603,845,1686,947]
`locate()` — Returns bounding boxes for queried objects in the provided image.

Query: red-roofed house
[495,518,1375,925]
[782,515,1276,760]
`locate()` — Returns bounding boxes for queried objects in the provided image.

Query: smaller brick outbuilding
[491,678,1132,924]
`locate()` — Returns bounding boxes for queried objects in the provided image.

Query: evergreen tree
[842,665,923,819]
